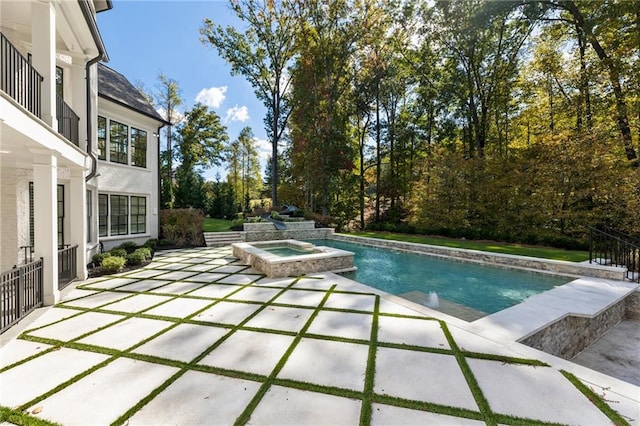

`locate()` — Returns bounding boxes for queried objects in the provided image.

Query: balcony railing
[57,94,80,146]
[1,258,43,334]
[1,32,43,118]
[58,244,78,290]
[589,226,640,283]
[1,32,80,146]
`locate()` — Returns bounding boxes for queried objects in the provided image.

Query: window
[29,182,34,247]
[86,190,92,242]
[28,183,64,247]
[110,195,128,235]
[109,120,128,164]
[97,116,107,160]
[57,185,64,248]
[130,196,146,234]
[131,128,147,168]
[98,194,108,237]
[55,66,63,98]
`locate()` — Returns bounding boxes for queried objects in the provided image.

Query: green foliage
[205,178,238,219]
[101,256,126,273]
[92,252,111,265]
[227,127,262,211]
[135,247,152,260]
[143,239,158,251]
[126,250,146,266]
[109,248,127,258]
[116,241,138,254]
[161,209,205,247]
[230,218,246,231]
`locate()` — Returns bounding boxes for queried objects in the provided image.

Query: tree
[225,127,261,211]
[154,74,183,208]
[174,103,228,209]
[201,0,297,206]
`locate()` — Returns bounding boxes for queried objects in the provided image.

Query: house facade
[0,0,164,329]
[94,63,166,251]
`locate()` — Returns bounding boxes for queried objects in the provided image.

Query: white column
[33,153,59,305]
[69,167,87,280]
[31,0,57,129]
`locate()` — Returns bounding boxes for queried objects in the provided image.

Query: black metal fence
[1,259,43,334]
[58,244,77,290]
[56,93,79,146]
[1,32,43,118]
[589,227,640,283]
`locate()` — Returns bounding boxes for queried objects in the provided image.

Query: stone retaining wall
[332,234,626,280]
[519,301,627,359]
[625,288,640,321]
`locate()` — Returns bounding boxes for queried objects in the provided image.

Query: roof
[97,63,169,125]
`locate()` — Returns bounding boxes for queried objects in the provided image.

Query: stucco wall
[96,97,161,244]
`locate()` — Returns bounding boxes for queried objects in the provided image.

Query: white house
[0,0,164,333]
[93,63,167,251]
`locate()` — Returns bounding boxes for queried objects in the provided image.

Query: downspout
[84,54,102,182]
[157,125,165,238]
[79,0,108,182]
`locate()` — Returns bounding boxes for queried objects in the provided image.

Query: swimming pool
[310,239,572,320]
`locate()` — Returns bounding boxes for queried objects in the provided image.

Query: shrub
[135,247,152,260]
[101,256,126,273]
[109,248,127,258]
[159,239,172,247]
[160,209,205,247]
[230,218,245,231]
[126,250,146,266]
[116,241,139,254]
[92,252,111,265]
[143,239,158,251]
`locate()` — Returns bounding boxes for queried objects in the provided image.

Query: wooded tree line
[203,0,640,243]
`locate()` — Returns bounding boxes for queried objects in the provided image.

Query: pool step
[204,231,244,247]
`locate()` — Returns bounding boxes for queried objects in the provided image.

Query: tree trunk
[375,79,381,222]
[564,0,638,165]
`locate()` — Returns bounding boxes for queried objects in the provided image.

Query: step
[203,231,244,247]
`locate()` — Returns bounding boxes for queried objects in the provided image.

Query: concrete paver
[0,348,108,407]
[375,348,478,411]
[1,245,636,426]
[132,323,228,362]
[249,385,362,425]
[278,338,369,391]
[199,330,294,376]
[28,358,178,425]
[468,358,613,424]
[377,316,449,348]
[129,371,261,425]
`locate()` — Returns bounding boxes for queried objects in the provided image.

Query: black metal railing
[1,258,43,334]
[1,32,43,118]
[19,245,34,264]
[589,227,640,283]
[56,93,79,146]
[58,244,77,290]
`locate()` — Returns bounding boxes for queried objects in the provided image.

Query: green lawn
[345,231,589,262]
[202,218,233,232]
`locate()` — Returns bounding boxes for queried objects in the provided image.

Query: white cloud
[195,86,227,108]
[156,107,184,124]
[225,105,250,122]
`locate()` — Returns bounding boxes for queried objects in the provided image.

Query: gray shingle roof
[97,63,169,125]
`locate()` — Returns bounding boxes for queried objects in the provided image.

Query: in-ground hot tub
[232,239,355,278]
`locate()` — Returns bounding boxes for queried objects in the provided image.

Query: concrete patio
[1,246,638,425]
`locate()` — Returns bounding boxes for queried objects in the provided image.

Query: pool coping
[333,233,627,281]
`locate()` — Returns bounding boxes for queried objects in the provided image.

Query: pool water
[263,246,312,257]
[310,239,571,318]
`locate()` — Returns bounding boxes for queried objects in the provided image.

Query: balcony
[1,32,79,147]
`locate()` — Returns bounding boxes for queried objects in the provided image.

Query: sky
[96,0,271,181]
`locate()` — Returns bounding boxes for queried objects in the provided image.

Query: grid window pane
[110,195,128,235]
[109,120,128,164]
[86,190,92,243]
[29,182,34,247]
[97,116,107,160]
[130,196,146,234]
[131,128,147,168]
[98,194,108,237]
[57,185,64,248]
